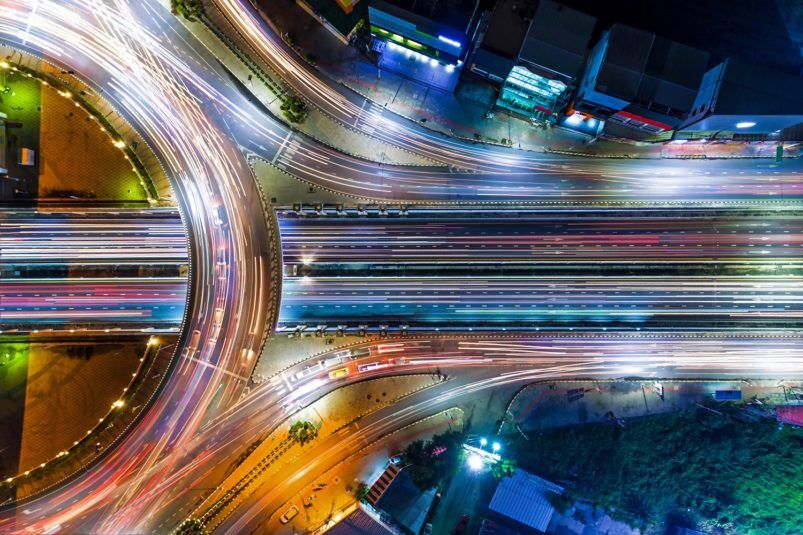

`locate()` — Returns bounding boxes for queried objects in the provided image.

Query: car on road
[279,504,299,524]
[328,368,349,380]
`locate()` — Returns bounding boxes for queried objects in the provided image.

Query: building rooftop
[708,59,803,115]
[376,468,436,535]
[470,48,516,81]
[488,469,564,533]
[373,0,479,34]
[633,36,710,116]
[327,507,398,535]
[518,0,596,79]
[777,405,803,427]
[294,0,367,35]
[481,0,535,59]
[594,24,654,101]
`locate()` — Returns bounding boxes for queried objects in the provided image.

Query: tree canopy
[403,431,463,491]
[510,405,803,534]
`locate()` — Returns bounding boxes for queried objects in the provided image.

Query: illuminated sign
[438,35,461,48]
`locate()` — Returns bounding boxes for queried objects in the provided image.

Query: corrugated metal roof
[327,507,398,535]
[488,469,564,533]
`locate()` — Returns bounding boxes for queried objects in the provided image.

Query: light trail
[278,211,803,264]
[0,278,186,331]
[279,276,803,330]
[0,1,272,533]
[0,209,187,264]
[0,1,800,534]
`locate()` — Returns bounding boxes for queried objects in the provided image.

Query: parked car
[279,504,299,524]
[389,452,405,465]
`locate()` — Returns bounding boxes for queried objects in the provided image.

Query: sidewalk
[500,380,794,433]
[176,2,436,166]
[255,0,802,160]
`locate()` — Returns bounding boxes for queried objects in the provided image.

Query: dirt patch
[17,342,144,473]
[38,85,146,201]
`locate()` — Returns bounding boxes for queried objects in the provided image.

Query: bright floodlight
[565,112,583,126]
[480,438,487,447]
[467,453,484,471]
[430,58,438,67]
[492,442,500,452]
[736,121,756,129]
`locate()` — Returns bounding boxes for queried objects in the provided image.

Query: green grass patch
[0,342,30,477]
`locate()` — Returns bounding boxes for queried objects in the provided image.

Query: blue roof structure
[376,468,436,535]
[487,469,564,533]
[327,507,398,535]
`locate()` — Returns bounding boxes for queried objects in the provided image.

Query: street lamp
[492,442,501,453]
[479,438,487,449]
[467,454,484,472]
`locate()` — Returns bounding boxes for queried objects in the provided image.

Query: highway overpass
[0,208,188,333]
[277,209,803,331]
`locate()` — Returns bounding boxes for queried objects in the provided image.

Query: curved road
[0,1,273,532]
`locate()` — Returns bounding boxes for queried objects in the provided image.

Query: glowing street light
[480,438,487,449]
[467,453,484,472]
[492,442,501,453]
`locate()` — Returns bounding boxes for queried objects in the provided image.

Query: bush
[281,96,308,124]
[353,481,369,501]
[170,0,204,21]
[289,420,318,445]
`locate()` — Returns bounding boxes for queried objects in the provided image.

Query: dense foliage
[170,0,204,21]
[281,96,308,124]
[289,420,318,445]
[512,405,803,534]
[403,431,463,491]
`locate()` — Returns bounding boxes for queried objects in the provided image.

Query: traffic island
[188,373,444,532]
[269,407,465,535]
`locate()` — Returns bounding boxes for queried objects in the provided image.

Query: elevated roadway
[0,208,187,265]
[278,276,803,331]
[279,210,803,266]
[0,278,186,333]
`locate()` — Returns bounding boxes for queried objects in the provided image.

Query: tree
[547,491,575,514]
[281,96,308,124]
[353,481,369,501]
[289,420,318,445]
[490,457,516,480]
[508,404,803,534]
[403,431,463,491]
[170,0,204,21]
